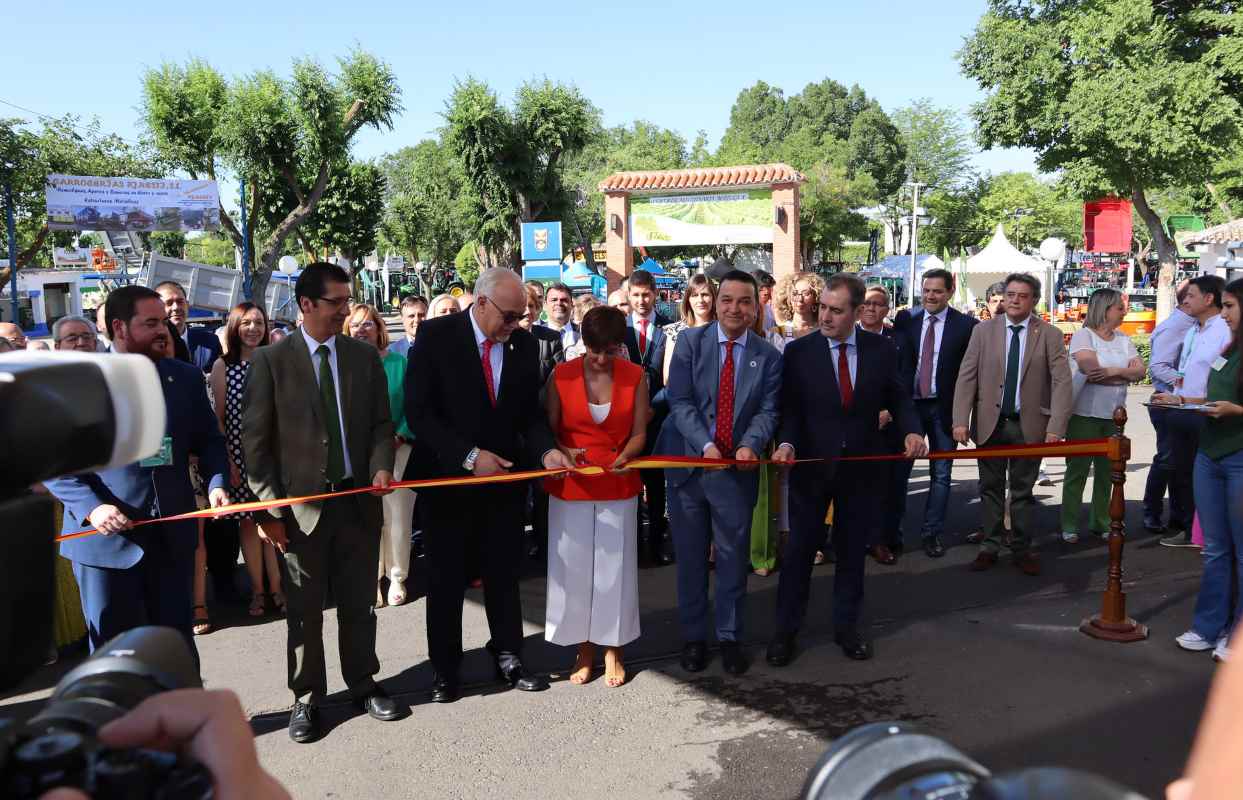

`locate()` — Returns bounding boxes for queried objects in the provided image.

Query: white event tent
[957,223,1051,308]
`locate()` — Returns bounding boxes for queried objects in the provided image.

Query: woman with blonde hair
[769,271,826,350]
[343,304,418,607]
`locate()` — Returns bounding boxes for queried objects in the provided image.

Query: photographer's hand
[39,689,290,800]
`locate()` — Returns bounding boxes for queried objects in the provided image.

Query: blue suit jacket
[185,326,222,374]
[779,329,921,487]
[656,322,782,506]
[46,357,229,569]
[893,306,977,435]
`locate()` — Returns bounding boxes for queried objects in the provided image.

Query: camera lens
[11,732,87,796]
[801,721,990,800]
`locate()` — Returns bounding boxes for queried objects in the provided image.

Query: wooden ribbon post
[1080,407,1149,642]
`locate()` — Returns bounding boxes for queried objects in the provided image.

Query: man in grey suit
[243,261,398,743]
[953,272,1072,577]
[657,269,782,676]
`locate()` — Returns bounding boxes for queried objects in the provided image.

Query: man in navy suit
[45,285,230,661]
[623,269,675,565]
[768,274,925,664]
[657,270,781,675]
[891,268,978,558]
[156,280,222,374]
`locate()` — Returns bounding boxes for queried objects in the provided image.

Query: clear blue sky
[3,0,1035,178]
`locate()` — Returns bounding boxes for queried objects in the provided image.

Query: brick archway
[597,163,804,289]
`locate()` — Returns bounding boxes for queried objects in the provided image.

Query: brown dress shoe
[1015,553,1041,576]
[969,552,998,571]
[868,544,897,565]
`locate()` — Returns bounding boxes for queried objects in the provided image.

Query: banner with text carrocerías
[629,190,773,247]
[45,175,221,233]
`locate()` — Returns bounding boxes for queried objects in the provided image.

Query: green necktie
[316,344,346,483]
[1001,325,1022,417]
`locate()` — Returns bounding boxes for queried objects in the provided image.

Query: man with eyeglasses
[242,261,399,743]
[404,267,573,705]
[52,315,102,352]
[856,286,906,565]
[953,273,1072,577]
[0,321,28,350]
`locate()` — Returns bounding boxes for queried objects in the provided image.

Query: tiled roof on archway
[598,163,805,192]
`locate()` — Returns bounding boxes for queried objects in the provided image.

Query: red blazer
[545,357,643,502]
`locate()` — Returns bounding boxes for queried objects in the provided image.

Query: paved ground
[3,388,1219,799]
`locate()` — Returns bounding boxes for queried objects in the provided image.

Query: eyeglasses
[315,295,352,310]
[861,301,889,309]
[483,296,526,326]
[56,333,96,344]
[348,320,377,331]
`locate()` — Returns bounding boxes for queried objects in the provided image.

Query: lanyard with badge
[138,435,174,468]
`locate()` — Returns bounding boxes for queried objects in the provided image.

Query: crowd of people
[12,260,1243,747]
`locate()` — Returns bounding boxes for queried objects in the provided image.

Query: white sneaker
[1213,636,1230,662]
[1061,531,1079,544]
[1176,630,1215,652]
[1038,469,1054,486]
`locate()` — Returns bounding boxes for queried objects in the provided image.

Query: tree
[184,232,238,267]
[717,81,792,163]
[975,171,1082,250]
[141,50,401,302]
[0,116,160,284]
[798,163,876,265]
[378,140,471,267]
[920,177,991,257]
[304,161,386,266]
[443,77,598,267]
[147,230,187,258]
[890,98,976,190]
[847,106,908,198]
[959,0,1242,318]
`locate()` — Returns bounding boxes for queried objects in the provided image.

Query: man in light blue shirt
[387,295,427,359]
[1144,282,1194,533]
[1152,275,1228,547]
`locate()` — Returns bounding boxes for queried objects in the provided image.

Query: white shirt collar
[632,311,655,328]
[469,303,491,348]
[1004,314,1032,330]
[830,329,858,349]
[1197,313,1222,331]
[717,326,749,348]
[300,326,337,356]
[925,306,947,323]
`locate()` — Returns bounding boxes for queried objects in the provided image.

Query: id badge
[139,435,174,468]
[1211,356,1228,372]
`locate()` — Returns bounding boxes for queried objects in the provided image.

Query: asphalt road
[3,388,1218,799]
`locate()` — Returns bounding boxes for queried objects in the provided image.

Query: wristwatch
[462,447,481,472]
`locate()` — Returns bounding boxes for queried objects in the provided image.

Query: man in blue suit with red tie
[768,274,926,664]
[45,285,230,662]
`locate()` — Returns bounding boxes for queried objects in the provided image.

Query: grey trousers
[978,418,1042,556]
[281,495,380,704]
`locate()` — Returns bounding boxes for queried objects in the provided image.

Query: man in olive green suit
[243,261,398,743]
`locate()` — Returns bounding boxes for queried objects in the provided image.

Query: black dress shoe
[765,633,796,667]
[356,687,401,721]
[288,701,320,743]
[681,641,708,672]
[835,632,873,661]
[923,535,946,558]
[719,641,748,675]
[430,674,459,704]
[486,644,549,691]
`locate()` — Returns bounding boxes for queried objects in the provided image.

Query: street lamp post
[905,179,926,307]
[4,177,16,326]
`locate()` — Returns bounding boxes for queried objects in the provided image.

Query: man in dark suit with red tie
[768,274,926,664]
[404,268,573,703]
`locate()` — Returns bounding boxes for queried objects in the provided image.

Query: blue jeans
[892,401,956,540]
[1190,449,1243,641]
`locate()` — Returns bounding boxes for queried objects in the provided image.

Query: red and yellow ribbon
[55,438,1114,542]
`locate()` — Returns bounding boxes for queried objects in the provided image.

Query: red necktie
[638,318,649,356]
[837,342,853,410]
[715,340,735,452]
[481,339,496,406]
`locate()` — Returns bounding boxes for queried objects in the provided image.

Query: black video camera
[1,352,211,797]
[801,722,1146,800]
[1,627,212,799]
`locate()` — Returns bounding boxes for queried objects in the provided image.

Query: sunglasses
[483,296,526,326]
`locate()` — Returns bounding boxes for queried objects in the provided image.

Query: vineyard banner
[630,190,773,247]
[45,175,221,233]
